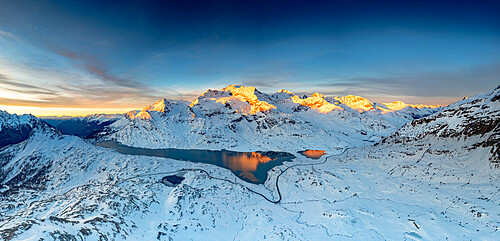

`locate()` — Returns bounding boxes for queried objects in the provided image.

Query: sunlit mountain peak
[408,104,441,109]
[291,92,343,113]
[134,111,152,119]
[221,84,261,98]
[188,85,277,115]
[382,101,441,111]
[128,99,187,119]
[189,89,224,108]
[381,101,409,111]
[335,95,375,112]
[142,99,170,113]
[125,99,170,119]
[218,85,277,114]
[310,92,325,98]
[277,89,294,95]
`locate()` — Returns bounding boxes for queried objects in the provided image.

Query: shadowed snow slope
[0,110,41,148]
[42,114,121,138]
[92,85,441,152]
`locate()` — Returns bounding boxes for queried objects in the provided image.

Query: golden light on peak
[291,93,342,113]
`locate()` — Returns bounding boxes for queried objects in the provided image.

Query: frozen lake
[96,141,295,184]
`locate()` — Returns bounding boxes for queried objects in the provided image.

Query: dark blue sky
[0,0,499,115]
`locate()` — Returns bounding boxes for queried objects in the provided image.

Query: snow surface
[0,110,37,132]
[0,86,498,240]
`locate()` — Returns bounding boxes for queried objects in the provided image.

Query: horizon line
[1,88,464,117]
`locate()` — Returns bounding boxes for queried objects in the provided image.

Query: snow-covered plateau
[0,85,498,240]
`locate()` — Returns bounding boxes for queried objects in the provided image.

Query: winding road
[0,147,350,227]
[122,147,351,204]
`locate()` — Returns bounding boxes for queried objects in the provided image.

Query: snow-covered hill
[381,86,499,164]
[0,86,497,240]
[0,110,41,148]
[93,85,441,151]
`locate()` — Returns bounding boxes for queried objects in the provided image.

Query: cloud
[315,63,500,104]
[0,73,56,95]
[53,49,145,88]
[0,30,14,39]
[0,69,187,109]
[0,66,159,108]
[0,35,193,110]
[240,75,294,88]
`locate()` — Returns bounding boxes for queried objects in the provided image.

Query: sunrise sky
[0,0,499,116]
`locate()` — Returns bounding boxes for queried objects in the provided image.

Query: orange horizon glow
[0,86,462,117]
[0,105,139,117]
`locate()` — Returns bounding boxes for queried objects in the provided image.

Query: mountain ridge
[91,85,442,151]
[0,110,44,148]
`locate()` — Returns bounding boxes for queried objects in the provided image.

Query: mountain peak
[127,99,179,119]
[382,85,499,162]
[190,85,276,115]
[335,95,375,112]
[0,110,38,129]
[225,84,244,89]
[221,84,257,95]
[382,101,441,111]
[142,99,170,113]
[382,101,410,111]
[277,89,294,95]
[310,92,325,98]
[291,92,342,113]
[0,110,47,148]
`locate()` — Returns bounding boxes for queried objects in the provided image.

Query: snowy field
[0,86,498,240]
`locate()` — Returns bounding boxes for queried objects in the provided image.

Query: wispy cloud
[0,73,56,96]
[53,49,144,89]
[0,32,189,110]
[312,63,500,104]
[0,30,14,38]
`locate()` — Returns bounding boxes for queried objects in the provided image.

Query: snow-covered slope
[0,86,497,240]
[0,110,41,148]
[94,85,442,151]
[382,86,500,164]
[42,114,123,138]
[1,125,305,240]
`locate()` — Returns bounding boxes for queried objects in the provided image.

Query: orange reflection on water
[222,152,274,173]
[301,150,326,159]
[239,172,259,182]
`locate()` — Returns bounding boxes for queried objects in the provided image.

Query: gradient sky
[0,0,499,116]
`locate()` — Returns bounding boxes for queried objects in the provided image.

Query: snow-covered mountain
[382,85,500,164]
[42,114,122,138]
[93,85,441,151]
[0,110,41,148]
[1,86,497,240]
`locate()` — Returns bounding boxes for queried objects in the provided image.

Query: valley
[95,140,295,184]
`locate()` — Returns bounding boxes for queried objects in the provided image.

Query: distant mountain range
[37,85,440,151]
